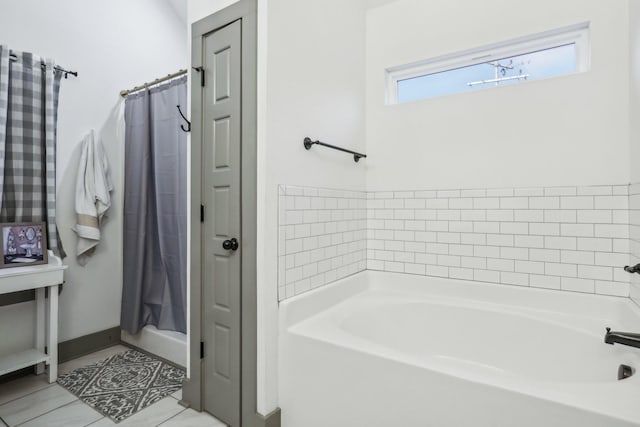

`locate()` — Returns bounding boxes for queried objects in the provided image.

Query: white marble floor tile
[18,399,103,427]
[0,374,52,406]
[86,397,185,427]
[159,409,227,427]
[84,417,112,426]
[170,388,182,401]
[0,384,76,426]
[57,345,129,376]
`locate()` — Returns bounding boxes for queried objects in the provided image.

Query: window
[386,22,590,104]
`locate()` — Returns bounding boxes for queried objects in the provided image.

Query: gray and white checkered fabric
[0,46,9,201]
[0,46,64,256]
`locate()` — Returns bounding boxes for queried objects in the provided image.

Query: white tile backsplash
[278,184,633,302]
[366,184,631,298]
[278,185,367,301]
[629,183,640,306]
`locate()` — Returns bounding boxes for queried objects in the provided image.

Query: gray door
[201,19,242,427]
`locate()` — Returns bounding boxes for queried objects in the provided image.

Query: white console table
[0,251,66,383]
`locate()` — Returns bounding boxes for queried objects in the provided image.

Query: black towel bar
[303,137,366,162]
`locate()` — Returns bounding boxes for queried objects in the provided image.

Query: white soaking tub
[279,271,640,427]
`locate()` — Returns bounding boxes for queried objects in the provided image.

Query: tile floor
[0,345,226,427]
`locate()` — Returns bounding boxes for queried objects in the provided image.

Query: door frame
[183,1,279,426]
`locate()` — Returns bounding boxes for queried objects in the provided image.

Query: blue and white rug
[57,349,185,423]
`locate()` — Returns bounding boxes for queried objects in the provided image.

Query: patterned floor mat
[57,349,185,423]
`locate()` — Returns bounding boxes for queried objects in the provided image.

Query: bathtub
[279,271,640,427]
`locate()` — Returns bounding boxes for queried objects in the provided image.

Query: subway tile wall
[367,185,630,297]
[630,183,640,305]
[278,185,367,301]
[278,184,632,301]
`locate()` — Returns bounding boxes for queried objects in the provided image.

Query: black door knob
[222,238,239,251]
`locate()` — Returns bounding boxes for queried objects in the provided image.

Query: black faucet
[605,327,640,348]
[624,264,640,274]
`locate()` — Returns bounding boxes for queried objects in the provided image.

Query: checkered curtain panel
[0,46,64,257]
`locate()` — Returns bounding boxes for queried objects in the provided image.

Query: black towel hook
[177,105,191,133]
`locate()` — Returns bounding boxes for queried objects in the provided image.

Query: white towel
[72,130,113,265]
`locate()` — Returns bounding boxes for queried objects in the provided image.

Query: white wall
[259,0,367,413]
[629,1,640,305]
[188,0,239,23]
[631,0,640,183]
[365,0,398,9]
[0,0,186,354]
[366,0,631,191]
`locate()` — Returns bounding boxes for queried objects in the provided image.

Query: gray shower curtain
[121,76,187,335]
[0,46,64,256]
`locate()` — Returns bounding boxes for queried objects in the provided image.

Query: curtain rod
[120,69,188,97]
[9,54,78,79]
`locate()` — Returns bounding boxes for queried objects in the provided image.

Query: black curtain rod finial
[59,69,78,79]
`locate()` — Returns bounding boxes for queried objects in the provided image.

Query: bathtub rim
[280,270,640,329]
[121,325,187,368]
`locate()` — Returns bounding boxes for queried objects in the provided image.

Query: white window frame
[385,22,590,104]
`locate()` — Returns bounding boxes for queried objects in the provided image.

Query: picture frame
[0,222,48,268]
